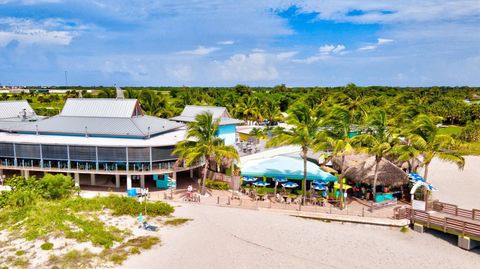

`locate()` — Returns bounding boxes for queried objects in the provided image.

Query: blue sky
[0,0,479,87]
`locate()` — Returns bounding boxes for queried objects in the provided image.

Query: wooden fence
[396,201,480,240]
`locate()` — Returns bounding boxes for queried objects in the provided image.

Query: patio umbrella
[313,185,327,191]
[242,176,256,183]
[313,179,329,185]
[408,172,425,182]
[272,177,287,195]
[253,181,270,187]
[282,182,299,188]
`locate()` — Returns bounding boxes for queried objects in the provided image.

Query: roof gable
[180,105,229,119]
[60,98,143,118]
[0,100,36,120]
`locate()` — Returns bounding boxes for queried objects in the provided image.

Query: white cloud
[294,44,346,64]
[358,38,394,51]
[294,1,480,24]
[177,46,219,56]
[0,17,79,46]
[217,52,279,81]
[218,40,234,45]
[276,51,297,60]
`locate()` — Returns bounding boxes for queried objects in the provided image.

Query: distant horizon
[0,1,479,86]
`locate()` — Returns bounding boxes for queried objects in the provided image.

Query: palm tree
[352,109,398,201]
[267,104,325,204]
[409,114,465,182]
[315,106,355,209]
[173,112,239,195]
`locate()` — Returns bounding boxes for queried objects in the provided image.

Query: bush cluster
[205,180,229,190]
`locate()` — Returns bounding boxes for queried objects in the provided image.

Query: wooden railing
[405,202,480,240]
[432,200,480,221]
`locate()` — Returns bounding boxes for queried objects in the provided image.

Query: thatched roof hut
[332,154,408,187]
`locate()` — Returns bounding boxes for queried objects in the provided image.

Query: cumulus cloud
[217,52,279,81]
[177,46,219,55]
[358,38,393,51]
[294,44,346,64]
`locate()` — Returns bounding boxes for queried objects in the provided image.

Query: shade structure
[241,155,337,181]
[313,185,327,191]
[282,182,299,188]
[272,177,288,183]
[313,179,329,185]
[332,154,408,187]
[242,176,256,182]
[408,172,425,182]
[253,181,270,187]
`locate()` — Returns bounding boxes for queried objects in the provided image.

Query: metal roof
[60,98,142,118]
[0,100,36,120]
[0,115,184,138]
[0,128,186,147]
[171,105,243,125]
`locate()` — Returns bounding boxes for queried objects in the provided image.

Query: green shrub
[40,242,54,250]
[15,250,25,256]
[205,180,229,190]
[164,218,191,226]
[38,174,75,200]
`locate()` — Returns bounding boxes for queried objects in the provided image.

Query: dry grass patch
[164,218,192,226]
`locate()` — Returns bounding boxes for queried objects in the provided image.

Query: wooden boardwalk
[395,201,480,249]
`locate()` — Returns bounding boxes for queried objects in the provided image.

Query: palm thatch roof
[332,154,408,187]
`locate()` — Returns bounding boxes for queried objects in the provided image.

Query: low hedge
[205,180,229,190]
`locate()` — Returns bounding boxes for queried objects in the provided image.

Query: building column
[90,173,96,186]
[0,169,3,177]
[126,174,132,189]
[140,175,145,188]
[24,170,30,179]
[115,174,120,188]
[74,173,80,187]
[190,168,193,178]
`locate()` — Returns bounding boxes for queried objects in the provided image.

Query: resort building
[171,105,243,145]
[0,99,203,190]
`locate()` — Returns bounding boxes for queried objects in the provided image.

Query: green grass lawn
[437,125,463,136]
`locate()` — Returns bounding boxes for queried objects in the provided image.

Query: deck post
[126,174,132,190]
[74,173,80,187]
[115,174,120,188]
[90,174,95,186]
[458,236,480,250]
[140,175,145,188]
[24,170,30,179]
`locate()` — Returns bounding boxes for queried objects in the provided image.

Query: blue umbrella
[282,182,299,188]
[242,176,256,182]
[253,181,270,187]
[408,172,425,182]
[313,179,329,185]
[313,185,327,191]
[272,177,288,183]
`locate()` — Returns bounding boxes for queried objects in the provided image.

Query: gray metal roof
[171,105,243,125]
[60,98,142,118]
[0,100,36,120]
[1,115,184,138]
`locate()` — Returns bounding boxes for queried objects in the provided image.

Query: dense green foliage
[205,180,230,190]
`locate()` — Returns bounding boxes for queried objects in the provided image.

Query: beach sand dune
[420,156,480,210]
[121,203,479,269]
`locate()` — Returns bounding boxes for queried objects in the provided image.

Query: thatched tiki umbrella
[332,154,408,192]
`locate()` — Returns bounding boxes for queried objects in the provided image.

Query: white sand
[420,156,480,210]
[120,203,479,269]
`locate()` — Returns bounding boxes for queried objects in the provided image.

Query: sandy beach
[121,202,479,269]
[422,156,480,210]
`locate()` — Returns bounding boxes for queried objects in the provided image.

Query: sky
[0,0,479,87]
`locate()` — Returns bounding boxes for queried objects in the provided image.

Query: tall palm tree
[409,114,465,182]
[352,109,398,201]
[315,106,355,209]
[173,112,239,195]
[267,104,325,204]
